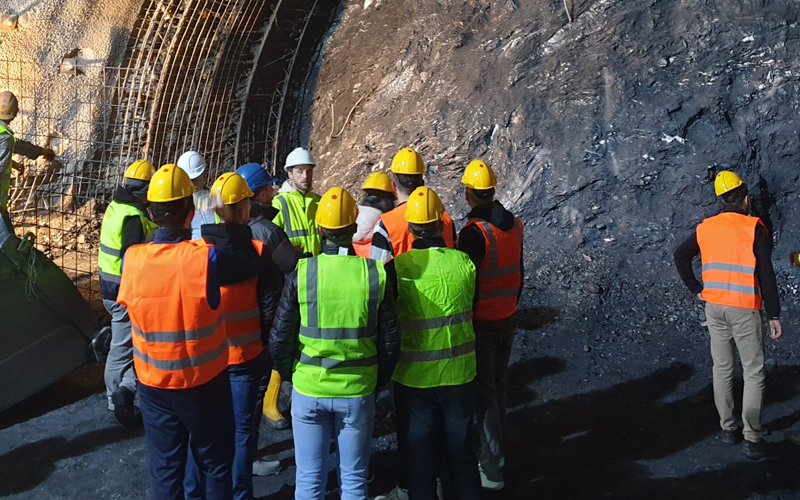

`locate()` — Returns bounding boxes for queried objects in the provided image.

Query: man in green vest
[98,160,157,426]
[272,147,321,257]
[385,186,481,500]
[0,90,58,245]
[270,186,398,500]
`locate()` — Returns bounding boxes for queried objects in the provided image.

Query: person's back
[353,172,396,258]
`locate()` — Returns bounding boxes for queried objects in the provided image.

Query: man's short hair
[408,220,442,240]
[721,185,748,206]
[149,197,193,229]
[392,173,424,195]
[321,225,355,247]
[470,187,495,201]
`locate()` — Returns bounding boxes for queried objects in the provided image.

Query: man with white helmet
[177,150,218,239]
[0,90,59,245]
[272,147,321,257]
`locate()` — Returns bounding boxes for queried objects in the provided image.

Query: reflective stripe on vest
[220,239,266,365]
[0,123,15,210]
[117,240,228,389]
[468,218,523,321]
[392,247,476,389]
[293,254,385,398]
[696,212,763,310]
[273,191,322,255]
[97,200,157,280]
[377,204,455,261]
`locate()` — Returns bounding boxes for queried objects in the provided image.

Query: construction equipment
[148,164,194,202]
[461,160,497,190]
[285,147,315,170]
[177,151,207,180]
[405,186,444,224]
[210,172,254,205]
[316,187,358,229]
[390,148,425,175]
[361,171,394,193]
[714,171,745,196]
[0,232,100,412]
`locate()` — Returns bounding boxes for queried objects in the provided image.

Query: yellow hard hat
[461,159,497,190]
[147,164,194,202]
[210,172,254,205]
[405,186,444,224]
[714,170,745,196]
[390,147,426,175]
[124,160,155,181]
[361,171,394,193]
[316,187,358,230]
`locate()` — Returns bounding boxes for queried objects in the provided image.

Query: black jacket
[248,202,299,276]
[456,200,524,303]
[100,187,151,300]
[269,242,400,386]
[673,205,780,319]
[202,223,284,347]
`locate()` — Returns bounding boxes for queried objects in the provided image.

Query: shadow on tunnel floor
[370,360,800,500]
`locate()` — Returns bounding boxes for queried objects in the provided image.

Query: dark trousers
[0,208,13,245]
[186,352,271,500]
[138,371,235,500]
[394,382,481,500]
[474,318,515,482]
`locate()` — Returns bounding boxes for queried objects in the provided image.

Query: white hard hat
[285,147,315,171]
[177,150,207,179]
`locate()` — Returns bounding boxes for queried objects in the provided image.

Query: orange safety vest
[379,203,455,257]
[118,240,229,389]
[466,218,524,321]
[696,212,763,310]
[222,240,266,365]
[353,241,371,258]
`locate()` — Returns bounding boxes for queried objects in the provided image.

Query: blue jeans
[138,371,234,500]
[186,352,270,500]
[291,389,375,500]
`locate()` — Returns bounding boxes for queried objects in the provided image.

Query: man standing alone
[674,170,782,460]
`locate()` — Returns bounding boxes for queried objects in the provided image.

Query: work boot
[720,429,741,445]
[111,387,142,427]
[785,430,800,445]
[743,440,767,460]
[252,459,281,476]
[374,486,409,500]
[480,468,505,491]
[263,370,289,429]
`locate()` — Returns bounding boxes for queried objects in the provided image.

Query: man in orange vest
[369,147,455,262]
[118,165,234,500]
[674,170,782,461]
[456,160,523,491]
[183,173,283,499]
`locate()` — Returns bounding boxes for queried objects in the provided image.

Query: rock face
[304,0,800,317]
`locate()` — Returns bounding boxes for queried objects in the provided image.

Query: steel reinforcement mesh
[0,0,325,309]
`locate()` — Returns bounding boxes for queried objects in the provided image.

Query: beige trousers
[705,302,765,443]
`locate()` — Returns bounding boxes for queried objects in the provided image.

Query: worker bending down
[98,160,157,426]
[184,172,283,499]
[117,165,234,500]
[270,186,398,500]
[674,170,782,461]
[390,186,481,500]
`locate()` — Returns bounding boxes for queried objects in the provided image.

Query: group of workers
[97,144,524,500]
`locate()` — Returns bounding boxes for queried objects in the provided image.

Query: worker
[673,170,782,461]
[237,162,299,435]
[353,171,396,257]
[98,160,157,426]
[117,165,234,500]
[380,186,480,500]
[269,186,398,500]
[456,160,523,491]
[184,172,282,499]
[0,90,59,245]
[370,147,455,263]
[177,150,217,239]
[272,147,321,256]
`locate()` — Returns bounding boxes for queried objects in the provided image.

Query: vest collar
[153,228,192,244]
[721,205,747,216]
[322,241,356,255]
[412,237,446,250]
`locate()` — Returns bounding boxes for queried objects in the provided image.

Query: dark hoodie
[202,223,285,345]
[100,187,150,300]
[457,200,524,305]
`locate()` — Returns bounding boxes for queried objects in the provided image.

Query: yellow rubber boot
[262,370,288,429]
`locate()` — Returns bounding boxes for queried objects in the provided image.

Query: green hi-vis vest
[272,189,322,256]
[293,254,386,398]
[392,247,477,389]
[0,122,16,210]
[98,200,157,284]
